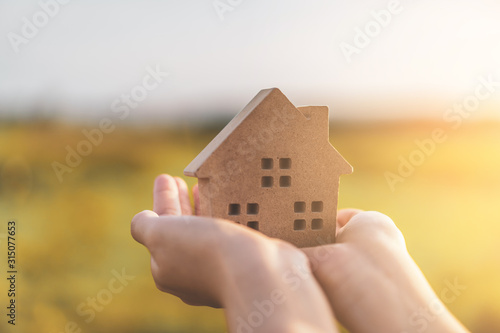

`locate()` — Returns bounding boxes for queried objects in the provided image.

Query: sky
[0,0,500,122]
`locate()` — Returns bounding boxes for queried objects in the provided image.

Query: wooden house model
[184,88,352,247]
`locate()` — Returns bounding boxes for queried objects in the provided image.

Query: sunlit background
[1,0,500,332]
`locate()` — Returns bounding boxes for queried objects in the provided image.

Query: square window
[311,201,323,212]
[294,201,306,213]
[261,176,273,188]
[311,219,323,230]
[247,221,259,230]
[279,176,291,187]
[228,204,240,216]
[294,219,306,230]
[279,158,291,169]
[261,158,273,170]
[247,203,259,215]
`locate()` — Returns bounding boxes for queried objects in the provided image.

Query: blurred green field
[1,120,500,332]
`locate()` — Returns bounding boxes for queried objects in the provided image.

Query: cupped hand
[131,174,274,308]
[302,209,469,333]
[131,175,338,333]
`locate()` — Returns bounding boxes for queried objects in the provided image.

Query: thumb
[131,210,159,246]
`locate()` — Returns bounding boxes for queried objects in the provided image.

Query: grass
[0,119,499,332]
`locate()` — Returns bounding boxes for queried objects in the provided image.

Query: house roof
[184,88,352,177]
[184,88,276,177]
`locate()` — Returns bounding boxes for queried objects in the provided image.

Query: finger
[300,244,341,275]
[193,183,200,216]
[175,177,193,215]
[153,174,182,216]
[337,208,363,228]
[340,211,406,245]
[300,246,316,260]
[131,210,159,246]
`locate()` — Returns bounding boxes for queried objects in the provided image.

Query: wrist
[406,300,468,333]
[219,237,336,332]
[388,284,468,333]
[218,237,301,308]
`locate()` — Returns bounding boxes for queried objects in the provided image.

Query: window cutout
[228,204,240,216]
[312,219,323,230]
[247,221,259,230]
[261,176,273,188]
[311,201,323,212]
[294,219,306,230]
[279,158,291,169]
[294,201,306,213]
[261,158,273,170]
[247,203,259,215]
[279,176,291,187]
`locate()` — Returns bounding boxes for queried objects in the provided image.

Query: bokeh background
[1,0,500,332]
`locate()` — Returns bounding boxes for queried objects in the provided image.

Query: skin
[131,174,469,333]
[131,174,337,333]
[302,210,470,333]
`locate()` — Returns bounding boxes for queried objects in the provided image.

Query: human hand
[302,209,469,333]
[131,174,337,332]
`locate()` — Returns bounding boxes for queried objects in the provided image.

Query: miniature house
[184,88,352,248]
